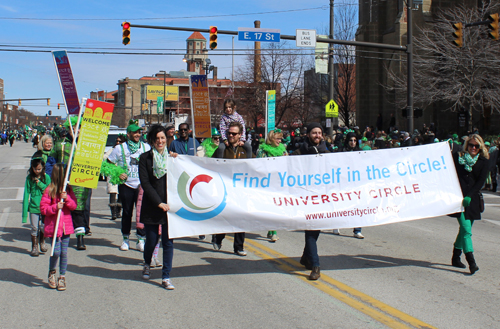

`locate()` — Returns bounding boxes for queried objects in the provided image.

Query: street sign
[325,100,338,118]
[238,27,280,42]
[296,29,316,47]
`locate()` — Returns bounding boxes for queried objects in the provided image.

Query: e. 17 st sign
[238,27,280,42]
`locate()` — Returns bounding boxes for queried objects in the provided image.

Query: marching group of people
[20,100,494,290]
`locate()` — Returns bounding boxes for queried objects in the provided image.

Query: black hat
[306,123,323,134]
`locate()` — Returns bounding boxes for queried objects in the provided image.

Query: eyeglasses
[179,128,188,132]
[468,143,480,149]
[349,139,357,142]
[227,132,240,136]
[212,137,220,140]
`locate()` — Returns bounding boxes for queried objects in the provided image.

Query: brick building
[355,0,497,134]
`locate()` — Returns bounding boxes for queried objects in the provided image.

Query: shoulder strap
[120,143,128,169]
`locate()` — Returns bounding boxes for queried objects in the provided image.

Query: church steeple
[184,32,208,74]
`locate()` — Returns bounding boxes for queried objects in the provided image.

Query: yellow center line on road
[237,237,436,329]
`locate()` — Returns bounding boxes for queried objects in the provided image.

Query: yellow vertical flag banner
[69,99,115,189]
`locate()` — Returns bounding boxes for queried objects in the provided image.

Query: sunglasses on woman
[468,143,480,149]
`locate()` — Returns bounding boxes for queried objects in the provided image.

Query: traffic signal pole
[407,0,414,141]
[328,0,335,135]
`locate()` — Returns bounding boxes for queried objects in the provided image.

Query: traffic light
[47,98,50,106]
[452,22,463,47]
[488,13,499,40]
[209,26,218,50]
[58,103,60,109]
[48,110,52,115]
[18,99,21,106]
[122,22,131,45]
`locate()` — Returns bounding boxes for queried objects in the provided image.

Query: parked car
[105,126,127,154]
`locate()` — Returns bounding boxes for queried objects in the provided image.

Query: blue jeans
[303,230,321,267]
[144,224,174,280]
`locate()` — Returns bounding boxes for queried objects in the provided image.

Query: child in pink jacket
[40,163,77,291]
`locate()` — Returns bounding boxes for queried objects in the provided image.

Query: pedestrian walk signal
[122,22,131,45]
[209,26,218,50]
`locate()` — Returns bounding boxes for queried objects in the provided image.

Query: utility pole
[328,0,335,136]
[407,0,414,141]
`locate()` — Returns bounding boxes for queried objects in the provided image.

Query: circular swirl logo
[176,171,227,221]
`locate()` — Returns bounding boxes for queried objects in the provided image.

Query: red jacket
[41,188,77,237]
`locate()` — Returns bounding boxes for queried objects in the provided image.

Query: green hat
[63,115,78,128]
[485,141,490,146]
[126,119,141,133]
[211,127,221,136]
[434,138,439,143]
[452,134,458,139]
[361,137,368,142]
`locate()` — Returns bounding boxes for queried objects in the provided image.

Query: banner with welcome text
[166,142,463,238]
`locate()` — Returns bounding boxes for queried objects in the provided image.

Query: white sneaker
[137,239,145,252]
[235,250,247,256]
[353,232,364,239]
[120,240,130,251]
[151,257,161,268]
[333,229,340,235]
[162,279,175,290]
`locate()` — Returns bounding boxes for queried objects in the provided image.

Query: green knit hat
[211,127,221,136]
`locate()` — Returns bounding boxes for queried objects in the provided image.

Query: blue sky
[0,0,357,116]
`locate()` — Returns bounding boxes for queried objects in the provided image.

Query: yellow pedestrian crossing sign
[325,100,338,118]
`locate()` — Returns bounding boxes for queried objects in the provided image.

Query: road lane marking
[483,219,500,226]
[10,165,26,170]
[240,237,437,329]
[16,188,24,200]
[0,207,10,230]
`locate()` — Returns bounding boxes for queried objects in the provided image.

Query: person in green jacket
[22,157,51,256]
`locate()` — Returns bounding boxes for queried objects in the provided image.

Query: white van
[105,126,127,154]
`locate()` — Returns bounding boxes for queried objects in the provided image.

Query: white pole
[50,98,86,256]
[189,76,197,155]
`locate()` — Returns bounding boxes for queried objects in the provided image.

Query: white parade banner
[166,142,463,239]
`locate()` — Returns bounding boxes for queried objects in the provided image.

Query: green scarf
[40,149,51,164]
[458,153,479,172]
[259,143,287,157]
[127,139,141,154]
[200,138,218,158]
[152,148,168,179]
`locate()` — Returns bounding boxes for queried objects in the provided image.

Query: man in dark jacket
[293,123,330,280]
[212,122,252,256]
[168,123,199,156]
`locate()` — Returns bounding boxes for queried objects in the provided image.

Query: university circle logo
[176,171,227,221]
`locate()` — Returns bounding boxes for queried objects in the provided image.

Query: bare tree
[236,42,308,130]
[385,2,500,129]
[306,4,357,127]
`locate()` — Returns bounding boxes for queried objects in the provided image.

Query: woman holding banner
[256,128,288,242]
[451,134,489,275]
[138,124,177,290]
[293,123,330,280]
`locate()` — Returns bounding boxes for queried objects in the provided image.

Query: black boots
[39,231,48,253]
[309,267,321,280]
[30,236,39,257]
[451,248,466,268]
[76,235,86,250]
[109,204,122,220]
[465,252,479,275]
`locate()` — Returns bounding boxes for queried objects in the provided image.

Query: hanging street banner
[52,50,80,115]
[157,96,164,114]
[266,90,276,134]
[146,86,179,101]
[189,75,211,139]
[315,35,329,74]
[70,99,115,189]
[166,142,462,238]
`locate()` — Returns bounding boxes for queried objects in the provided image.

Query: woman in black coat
[451,134,489,275]
[139,124,177,289]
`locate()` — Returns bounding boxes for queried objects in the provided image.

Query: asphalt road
[1,141,499,328]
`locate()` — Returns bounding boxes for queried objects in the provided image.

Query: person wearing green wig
[451,134,489,274]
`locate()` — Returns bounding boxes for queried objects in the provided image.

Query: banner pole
[189,76,197,155]
[50,98,86,256]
